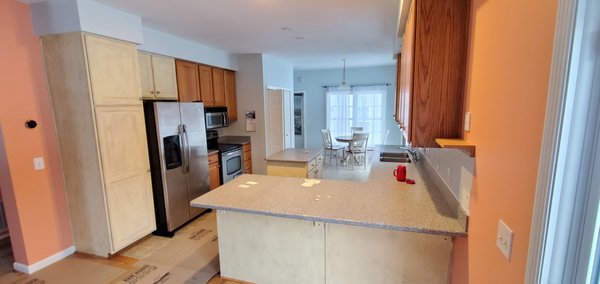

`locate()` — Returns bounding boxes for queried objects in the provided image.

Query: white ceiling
[94,0,401,70]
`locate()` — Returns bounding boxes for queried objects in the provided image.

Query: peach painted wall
[0,1,73,265]
[450,0,558,283]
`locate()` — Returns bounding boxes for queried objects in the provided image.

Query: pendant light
[338,59,351,91]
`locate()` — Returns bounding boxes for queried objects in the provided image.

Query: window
[325,85,387,146]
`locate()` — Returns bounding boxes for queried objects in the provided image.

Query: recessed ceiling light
[295,36,304,40]
[281,27,292,31]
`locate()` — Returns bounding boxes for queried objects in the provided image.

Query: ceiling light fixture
[338,59,351,91]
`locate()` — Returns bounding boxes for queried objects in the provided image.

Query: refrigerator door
[155,102,191,231]
[179,102,210,218]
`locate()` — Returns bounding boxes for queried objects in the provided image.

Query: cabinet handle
[150,91,155,94]
[156,91,161,94]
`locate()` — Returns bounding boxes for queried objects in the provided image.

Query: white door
[267,89,294,156]
[283,90,294,149]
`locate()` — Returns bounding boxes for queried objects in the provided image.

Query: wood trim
[435,138,476,157]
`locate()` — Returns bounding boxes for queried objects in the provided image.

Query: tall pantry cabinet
[41,33,156,257]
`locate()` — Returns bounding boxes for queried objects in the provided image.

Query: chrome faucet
[398,146,419,162]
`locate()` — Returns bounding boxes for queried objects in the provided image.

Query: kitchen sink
[379,152,412,163]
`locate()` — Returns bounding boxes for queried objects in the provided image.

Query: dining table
[334,135,355,165]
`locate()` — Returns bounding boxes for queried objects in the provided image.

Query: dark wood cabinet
[395,0,469,147]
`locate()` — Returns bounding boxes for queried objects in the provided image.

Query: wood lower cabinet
[209,151,221,190]
[243,144,252,174]
[175,59,201,102]
[395,0,469,147]
[41,32,156,257]
[139,52,178,100]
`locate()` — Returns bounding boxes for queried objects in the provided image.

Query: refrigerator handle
[182,124,191,173]
[178,124,187,175]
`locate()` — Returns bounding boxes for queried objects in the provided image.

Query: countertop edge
[195,203,467,237]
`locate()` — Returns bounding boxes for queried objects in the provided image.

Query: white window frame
[526,0,600,282]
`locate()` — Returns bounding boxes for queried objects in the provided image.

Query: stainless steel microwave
[205,107,229,129]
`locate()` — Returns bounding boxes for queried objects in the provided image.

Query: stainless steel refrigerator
[144,101,210,237]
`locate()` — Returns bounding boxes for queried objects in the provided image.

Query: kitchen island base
[217,210,453,284]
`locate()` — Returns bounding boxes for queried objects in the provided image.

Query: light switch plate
[497,219,513,261]
[464,112,472,132]
[33,157,45,170]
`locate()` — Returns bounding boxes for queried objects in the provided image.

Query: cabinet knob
[156,91,161,94]
[150,91,155,94]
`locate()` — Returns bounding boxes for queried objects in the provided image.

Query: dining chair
[321,129,345,165]
[351,126,363,134]
[346,132,369,169]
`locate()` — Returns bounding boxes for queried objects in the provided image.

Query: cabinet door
[175,60,200,102]
[198,64,214,106]
[212,68,226,106]
[224,70,238,121]
[138,52,155,99]
[152,55,178,100]
[208,153,220,190]
[94,106,155,252]
[85,35,141,106]
[399,2,416,142]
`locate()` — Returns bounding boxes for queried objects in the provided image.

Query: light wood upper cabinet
[198,64,214,105]
[397,0,468,147]
[212,67,226,106]
[139,52,178,100]
[224,69,238,122]
[175,59,201,102]
[41,32,156,257]
[84,35,141,106]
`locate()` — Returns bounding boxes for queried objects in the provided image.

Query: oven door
[221,148,243,183]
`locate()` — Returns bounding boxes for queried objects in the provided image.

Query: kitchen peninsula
[191,146,467,283]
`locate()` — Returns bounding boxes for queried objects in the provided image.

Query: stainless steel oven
[220,145,244,183]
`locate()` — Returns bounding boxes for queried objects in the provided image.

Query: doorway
[294,92,305,148]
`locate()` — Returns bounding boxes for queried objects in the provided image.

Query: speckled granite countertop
[265,148,323,163]
[218,136,251,145]
[191,145,467,237]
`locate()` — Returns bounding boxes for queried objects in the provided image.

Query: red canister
[393,165,406,182]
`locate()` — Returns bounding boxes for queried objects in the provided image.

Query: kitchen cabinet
[211,67,226,106]
[174,60,237,120]
[265,149,323,178]
[224,70,238,121]
[138,52,178,100]
[41,33,156,257]
[395,0,469,147]
[175,59,201,102]
[243,143,252,174]
[209,151,221,190]
[198,64,215,105]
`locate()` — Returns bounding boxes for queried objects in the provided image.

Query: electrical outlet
[33,157,45,170]
[446,166,452,182]
[497,219,514,261]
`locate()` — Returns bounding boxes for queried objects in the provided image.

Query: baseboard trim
[13,246,75,274]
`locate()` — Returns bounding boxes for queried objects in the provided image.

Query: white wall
[220,54,267,174]
[294,65,402,149]
[422,148,474,214]
[30,0,143,43]
[138,27,238,70]
[262,54,294,91]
